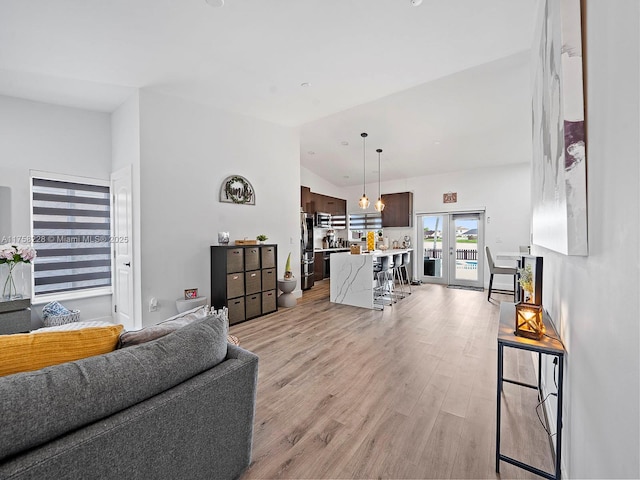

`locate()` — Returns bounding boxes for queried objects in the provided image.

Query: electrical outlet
[149,297,158,312]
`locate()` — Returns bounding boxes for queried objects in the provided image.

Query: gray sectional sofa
[0,314,258,480]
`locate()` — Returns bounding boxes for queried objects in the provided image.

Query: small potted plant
[518,263,534,303]
[256,234,268,244]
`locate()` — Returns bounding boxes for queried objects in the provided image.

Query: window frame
[29,170,113,305]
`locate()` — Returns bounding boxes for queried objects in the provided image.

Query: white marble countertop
[313,248,350,252]
[333,248,413,257]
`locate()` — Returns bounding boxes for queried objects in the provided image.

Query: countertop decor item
[0,244,36,301]
[256,234,268,244]
[219,175,255,205]
[234,239,258,245]
[284,252,294,279]
[217,232,230,245]
[367,231,375,252]
[515,255,544,339]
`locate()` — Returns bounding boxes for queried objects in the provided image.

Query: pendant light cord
[361,132,368,195]
[377,148,382,199]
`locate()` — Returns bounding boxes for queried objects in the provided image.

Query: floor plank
[233,281,554,479]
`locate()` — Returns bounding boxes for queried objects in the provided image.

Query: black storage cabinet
[211,245,278,325]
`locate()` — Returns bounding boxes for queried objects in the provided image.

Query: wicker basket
[43,310,81,327]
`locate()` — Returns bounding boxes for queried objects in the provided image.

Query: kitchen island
[330,249,412,309]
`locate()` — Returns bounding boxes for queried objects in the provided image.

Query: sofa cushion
[0,323,124,377]
[0,313,228,462]
[117,304,209,348]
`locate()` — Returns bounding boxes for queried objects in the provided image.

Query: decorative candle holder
[515,303,545,340]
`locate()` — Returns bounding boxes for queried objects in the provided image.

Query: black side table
[496,302,565,480]
[0,298,31,334]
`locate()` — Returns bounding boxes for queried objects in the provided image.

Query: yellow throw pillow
[0,324,124,377]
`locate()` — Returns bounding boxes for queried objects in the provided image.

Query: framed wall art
[531,0,588,256]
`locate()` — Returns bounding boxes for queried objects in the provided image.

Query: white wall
[0,95,113,325]
[535,1,640,477]
[137,90,300,325]
[342,162,531,288]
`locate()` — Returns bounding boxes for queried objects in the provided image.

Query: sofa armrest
[226,343,258,362]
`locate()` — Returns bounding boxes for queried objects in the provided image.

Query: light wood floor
[231,280,554,479]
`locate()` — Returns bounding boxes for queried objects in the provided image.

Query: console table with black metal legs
[496,302,565,480]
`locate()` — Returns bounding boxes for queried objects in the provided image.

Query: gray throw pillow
[118,305,212,348]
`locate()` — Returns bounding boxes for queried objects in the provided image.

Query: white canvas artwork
[531,0,588,256]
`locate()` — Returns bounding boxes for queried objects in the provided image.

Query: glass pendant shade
[359,194,370,209]
[374,198,385,212]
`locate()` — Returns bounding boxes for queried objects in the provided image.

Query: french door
[417,211,484,289]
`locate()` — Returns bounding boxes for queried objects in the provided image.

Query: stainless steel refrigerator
[301,213,314,290]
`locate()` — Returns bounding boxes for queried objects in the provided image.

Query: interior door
[111,167,137,330]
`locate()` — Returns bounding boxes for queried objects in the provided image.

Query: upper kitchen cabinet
[381,192,413,227]
[323,196,346,216]
[300,186,346,219]
[301,186,312,212]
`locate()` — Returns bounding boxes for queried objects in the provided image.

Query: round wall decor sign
[219,175,255,205]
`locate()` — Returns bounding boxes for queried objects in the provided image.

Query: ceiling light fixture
[205,0,225,7]
[374,148,385,212]
[358,133,370,209]
[410,0,423,6]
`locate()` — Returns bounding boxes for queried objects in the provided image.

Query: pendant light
[374,148,385,212]
[358,132,370,209]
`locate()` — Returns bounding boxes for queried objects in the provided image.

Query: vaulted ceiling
[0,0,537,186]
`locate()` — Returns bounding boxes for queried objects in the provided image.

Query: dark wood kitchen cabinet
[381,192,413,227]
[314,251,324,281]
[211,245,278,325]
[301,186,312,212]
[325,197,347,217]
[302,187,346,219]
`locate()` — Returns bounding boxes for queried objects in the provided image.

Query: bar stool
[391,253,406,300]
[374,256,395,308]
[399,251,411,295]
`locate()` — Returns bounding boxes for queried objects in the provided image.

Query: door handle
[124,262,131,267]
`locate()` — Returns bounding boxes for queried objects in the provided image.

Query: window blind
[32,177,112,297]
[330,214,346,229]
[348,213,382,230]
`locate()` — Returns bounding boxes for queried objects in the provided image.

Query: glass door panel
[449,213,484,289]
[419,214,448,285]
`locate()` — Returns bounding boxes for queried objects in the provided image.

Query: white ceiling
[0,0,537,186]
